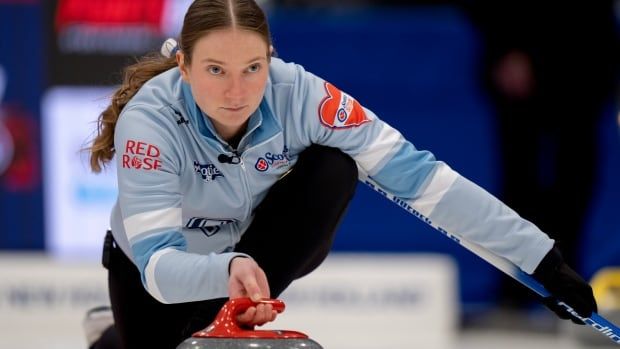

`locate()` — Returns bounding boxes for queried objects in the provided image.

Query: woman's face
[177,28,270,141]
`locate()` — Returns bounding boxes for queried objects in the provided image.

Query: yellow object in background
[591,268,620,310]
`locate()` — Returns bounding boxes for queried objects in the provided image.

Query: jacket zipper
[236,153,253,222]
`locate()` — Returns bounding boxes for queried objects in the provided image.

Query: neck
[215,122,248,149]
[227,132,243,150]
[213,122,247,150]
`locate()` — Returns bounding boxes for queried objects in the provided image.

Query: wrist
[228,255,249,274]
[533,245,564,281]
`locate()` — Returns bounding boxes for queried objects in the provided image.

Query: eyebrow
[200,56,266,65]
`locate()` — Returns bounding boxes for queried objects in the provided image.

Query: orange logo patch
[318,82,370,129]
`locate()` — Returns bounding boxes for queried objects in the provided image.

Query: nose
[224,75,245,101]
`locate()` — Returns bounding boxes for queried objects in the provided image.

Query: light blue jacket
[110,57,554,304]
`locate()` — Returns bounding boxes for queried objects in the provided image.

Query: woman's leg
[103,234,228,349]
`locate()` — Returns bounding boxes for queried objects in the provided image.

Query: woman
[87,0,596,348]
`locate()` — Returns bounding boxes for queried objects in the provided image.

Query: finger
[271,310,278,321]
[253,304,276,326]
[259,303,273,321]
[543,298,571,320]
[239,269,264,302]
[570,316,586,325]
[228,279,247,299]
[253,303,268,324]
[232,271,262,301]
[255,268,271,299]
[236,306,257,324]
[253,311,278,327]
[243,279,262,302]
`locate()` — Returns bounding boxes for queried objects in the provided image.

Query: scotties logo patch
[255,146,292,172]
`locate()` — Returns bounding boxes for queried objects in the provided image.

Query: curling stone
[176,298,323,349]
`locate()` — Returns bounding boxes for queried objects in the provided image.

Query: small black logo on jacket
[194,161,223,182]
[186,217,233,236]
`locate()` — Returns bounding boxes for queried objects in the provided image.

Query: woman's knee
[295,144,358,198]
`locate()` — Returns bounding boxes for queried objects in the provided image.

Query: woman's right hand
[228,256,277,326]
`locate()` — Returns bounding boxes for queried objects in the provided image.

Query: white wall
[0,253,457,349]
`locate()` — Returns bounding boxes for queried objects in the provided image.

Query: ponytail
[89,53,177,173]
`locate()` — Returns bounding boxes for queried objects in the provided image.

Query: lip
[222,106,247,112]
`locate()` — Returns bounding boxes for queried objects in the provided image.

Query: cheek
[193,90,218,115]
[194,81,219,102]
[248,74,268,99]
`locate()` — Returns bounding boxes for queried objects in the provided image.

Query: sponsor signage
[42,87,118,259]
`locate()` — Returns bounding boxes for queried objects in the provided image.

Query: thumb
[242,277,263,302]
[228,257,269,301]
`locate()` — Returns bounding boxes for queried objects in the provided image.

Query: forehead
[192,28,268,63]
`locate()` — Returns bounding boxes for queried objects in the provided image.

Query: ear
[176,51,190,83]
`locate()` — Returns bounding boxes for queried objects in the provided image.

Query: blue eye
[247,64,260,73]
[208,66,222,75]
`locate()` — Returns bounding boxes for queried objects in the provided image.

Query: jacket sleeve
[285,62,554,273]
[114,106,247,304]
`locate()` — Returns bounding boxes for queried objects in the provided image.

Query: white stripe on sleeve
[144,247,177,304]
[353,123,402,173]
[124,207,182,240]
[410,162,458,217]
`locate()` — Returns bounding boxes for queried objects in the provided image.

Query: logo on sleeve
[122,140,162,171]
[318,82,371,129]
[193,161,223,182]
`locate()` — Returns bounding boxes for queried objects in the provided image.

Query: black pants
[95,145,358,349]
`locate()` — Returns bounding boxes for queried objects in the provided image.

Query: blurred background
[1,0,620,348]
